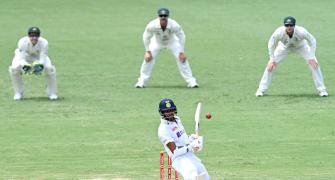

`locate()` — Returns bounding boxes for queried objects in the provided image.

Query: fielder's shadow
[265,93,323,98]
[21,96,64,101]
[141,85,193,89]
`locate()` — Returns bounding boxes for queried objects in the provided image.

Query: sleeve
[158,126,174,147]
[17,39,29,66]
[172,145,192,159]
[158,125,193,159]
[39,40,49,64]
[303,29,316,57]
[174,23,186,53]
[143,24,154,52]
[268,30,280,61]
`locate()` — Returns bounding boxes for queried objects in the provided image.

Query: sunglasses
[28,33,40,37]
[159,15,168,17]
[284,24,295,27]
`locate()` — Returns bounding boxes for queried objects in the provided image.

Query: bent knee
[9,66,22,74]
[44,65,56,74]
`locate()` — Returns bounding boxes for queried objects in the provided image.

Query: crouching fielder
[9,27,57,100]
[158,98,210,180]
[135,8,198,88]
[255,16,328,97]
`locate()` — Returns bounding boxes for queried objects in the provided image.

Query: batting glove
[190,136,203,152]
[189,134,198,143]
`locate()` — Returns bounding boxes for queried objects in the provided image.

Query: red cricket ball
[205,112,212,119]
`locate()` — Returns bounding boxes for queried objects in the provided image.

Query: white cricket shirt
[143,18,185,52]
[158,116,190,158]
[15,36,49,63]
[268,25,316,60]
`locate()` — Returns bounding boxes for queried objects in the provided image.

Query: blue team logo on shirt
[176,130,184,138]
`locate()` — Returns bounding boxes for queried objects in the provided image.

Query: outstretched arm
[143,25,154,62]
[303,29,318,69]
[267,31,280,72]
[174,26,187,62]
[268,31,280,62]
[39,41,49,65]
[17,41,30,66]
[143,25,154,52]
[175,27,185,53]
[304,30,316,55]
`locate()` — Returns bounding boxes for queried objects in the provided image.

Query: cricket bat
[194,102,202,136]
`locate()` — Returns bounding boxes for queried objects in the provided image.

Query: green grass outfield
[1,0,335,179]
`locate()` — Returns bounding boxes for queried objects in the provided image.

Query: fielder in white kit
[158,98,210,180]
[256,16,328,97]
[9,27,58,100]
[135,8,198,88]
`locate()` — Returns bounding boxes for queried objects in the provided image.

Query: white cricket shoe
[135,81,145,88]
[49,94,58,100]
[187,82,199,88]
[13,93,23,100]
[255,89,264,97]
[319,90,328,97]
[135,80,145,88]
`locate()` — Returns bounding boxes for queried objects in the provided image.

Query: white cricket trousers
[172,152,210,180]
[9,53,57,97]
[258,44,326,92]
[136,41,197,87]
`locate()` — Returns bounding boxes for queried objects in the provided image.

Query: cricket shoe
[319,90,328,97]
[49,94,58,100]
[13,93,23,100]
[135,82,144,88]
[255,89,264,97]
[187,83,199,88]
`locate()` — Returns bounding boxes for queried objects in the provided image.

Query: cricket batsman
[255,16,328,97]
[135,8,199,88]
[9,27,58,100]
[158,98,210,180]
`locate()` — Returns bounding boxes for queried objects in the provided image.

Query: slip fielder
[135,8,198,88]
[256,16,328,97]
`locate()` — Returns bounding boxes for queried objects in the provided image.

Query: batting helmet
[283,16,296,26]
[158,98,177,116]
[157,8,169,17]
[28,27,41,37]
